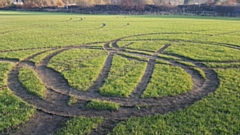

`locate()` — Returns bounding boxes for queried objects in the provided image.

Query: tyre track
[24,40,213,106]
[5,36,212,105]
[209,30,240,37]
[7,61,218,118]
[87,53,114,93]
[0,58,18,63]
[120,42,134,49]
[14,111,69,135]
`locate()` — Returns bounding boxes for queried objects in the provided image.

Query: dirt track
[1,32,240,135]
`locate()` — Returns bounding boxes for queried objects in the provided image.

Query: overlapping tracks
[1,32,240,135]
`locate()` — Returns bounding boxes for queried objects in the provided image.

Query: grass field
[0,11,239,135]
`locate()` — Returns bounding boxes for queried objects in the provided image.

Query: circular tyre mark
[5,33,219,119]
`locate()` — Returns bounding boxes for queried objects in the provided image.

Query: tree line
[0,0,239,8]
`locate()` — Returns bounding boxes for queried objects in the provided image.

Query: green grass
[48,49,108,91]
[123,33,201,41]
[0,63,12,88]
[111,69,240,135]
[125,41,169,52]
[56,117,103,135]
[143,65,193,98]
[205,62,240,68]
[158,54,181,61]
[124,49,153,56]
[100,55,147,97]
[86,99,121,111]
[156,59,170,65]
[177,61,196,67]
[18,68,46,98]
[117,52,148,62]
[193,67,207,79]
[68,95,78,106]
[0,50,44,61]
[164,43,240,62]
[0,63,35,132]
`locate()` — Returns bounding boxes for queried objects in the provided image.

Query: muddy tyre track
[14,111,69,135]
[130,58,156,99]
[87,54,114,94]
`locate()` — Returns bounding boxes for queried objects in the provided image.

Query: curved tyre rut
[87,54,114,94]
[130,44,171,99]
[13,111,69,135]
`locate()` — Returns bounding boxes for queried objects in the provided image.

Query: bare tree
[120,0,135,9]
[184,0,191,4]
[152,0,167,5]
[76,0,95,6]
[206,0,214,3]
[94,0,105,4]
[103,0,112,4]
[23,0,42,7]
[0,0,11,7]
[56,0,64,6]
[111,0,121,5]
[221,0,236,5]
[134,0,146,9]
